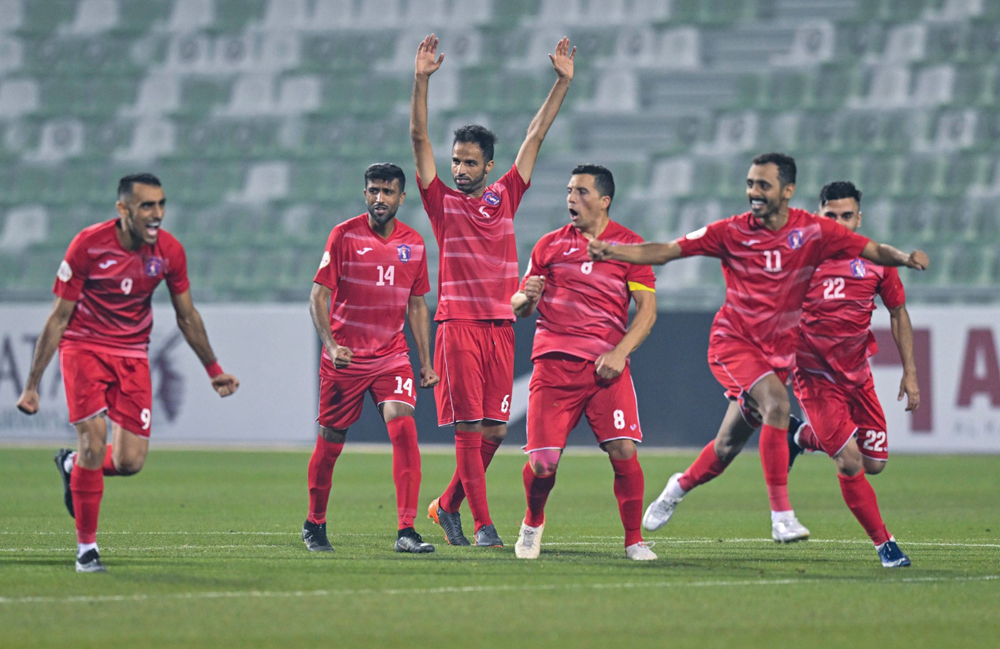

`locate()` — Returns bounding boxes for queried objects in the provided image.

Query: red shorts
[318,357,417,431]
[525,354,642,452]
[793,370,889,461]
[59,347,153,437]
[434,320,514,426]
[708,335,790,400]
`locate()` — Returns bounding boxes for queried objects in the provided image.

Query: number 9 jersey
[313,214,430,374]
[54,218,189,358]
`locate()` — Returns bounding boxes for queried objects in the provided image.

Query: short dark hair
[365,162,406,192]
[453,124,497,163]
[118,173,162,200]
[751,152,797,186]
[571,164,616,205]
[819,180,862,206]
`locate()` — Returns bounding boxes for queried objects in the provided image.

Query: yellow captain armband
[627,282,655,293]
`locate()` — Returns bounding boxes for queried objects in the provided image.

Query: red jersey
[797,258,905,385]
[54,219,189,358]
[677,208,869,371]
[522,221,656,362]
[417,166,529,322]
[313,214,430,370]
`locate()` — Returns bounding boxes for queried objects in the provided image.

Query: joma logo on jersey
[144,256,164,277]
[397,244,411,262]
[483,191,501,206]
[850,259,867,278]
[786,230,804,250]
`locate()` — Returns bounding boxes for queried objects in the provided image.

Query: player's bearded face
[746,164,788,221]
[451,142,492,195]
[365,179,404,227]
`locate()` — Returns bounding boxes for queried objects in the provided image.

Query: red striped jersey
[522,221,656,362]
[677,208,869,371]
[417,166,529,321]
[797,258,905,385]
[53,219,189,358]
[313,214,430,366]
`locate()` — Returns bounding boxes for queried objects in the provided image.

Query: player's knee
[481,420,507,443]
[864,458,886,475]
[602,439,636,461]
[529,449,560,476]
[759,398,790,426]
[835,452,864,477]
[319,427,347,444]
[115,458,145,476]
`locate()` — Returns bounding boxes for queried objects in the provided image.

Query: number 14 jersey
[313,214,430,369]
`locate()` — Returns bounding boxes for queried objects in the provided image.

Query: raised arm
[407,294,439,388]
[888,303,920,411]
[860,241,928,270]
[16,296,76,414]
[595,289,657,380]
[309,282,352,370]
[512,275,546,318]
[410,34,445,190]
[514,37,575,184]
[588,239,684,266]
[170,289,239,397]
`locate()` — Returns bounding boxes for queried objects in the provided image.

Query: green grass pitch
[2,447,998,648]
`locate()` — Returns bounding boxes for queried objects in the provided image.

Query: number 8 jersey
[54,219,189,358]
[314,214,430,370]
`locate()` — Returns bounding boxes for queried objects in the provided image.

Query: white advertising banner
[870,305,1000,453]
[0,303,318,445]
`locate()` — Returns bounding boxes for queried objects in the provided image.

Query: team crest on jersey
[144,256,164,277]
[850,259,867,278]
[397,244,411,262]
[786,229,804,250]
[483,191,501,206]
[57,260,72,282]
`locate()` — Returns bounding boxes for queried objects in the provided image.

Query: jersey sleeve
[498,165,531,217]
[676,219,727,258]
[626,262,656,293]
[164,238,191,295]
[818,217,870,261]
[519,238,550,290]
[52,232,91,302]
[878,266,906,309]
[313,227,342,290]
[417,174,447,228]
[411,246,431,297]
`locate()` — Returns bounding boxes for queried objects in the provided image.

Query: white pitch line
[1,575,998,606]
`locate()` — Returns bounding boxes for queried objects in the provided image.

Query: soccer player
[410,34,575,547]
[304,163,439,555]
[511,165,658,560]
[15,173,240,573]
[588,153,928,542]
[785,181,917,567]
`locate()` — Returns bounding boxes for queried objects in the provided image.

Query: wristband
[205,361,224,378]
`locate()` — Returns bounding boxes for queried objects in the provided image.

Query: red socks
[522,462,556,527]
[386,417,421,530]
[454,431,492,530]
[101,445,120,476]
[306,436,344,525]
[679,441,732,492]
[610,454,645,547]
[839,470,891,546]
[71,460,103,544]
[759,424,792,512]
[441,437,501,513]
